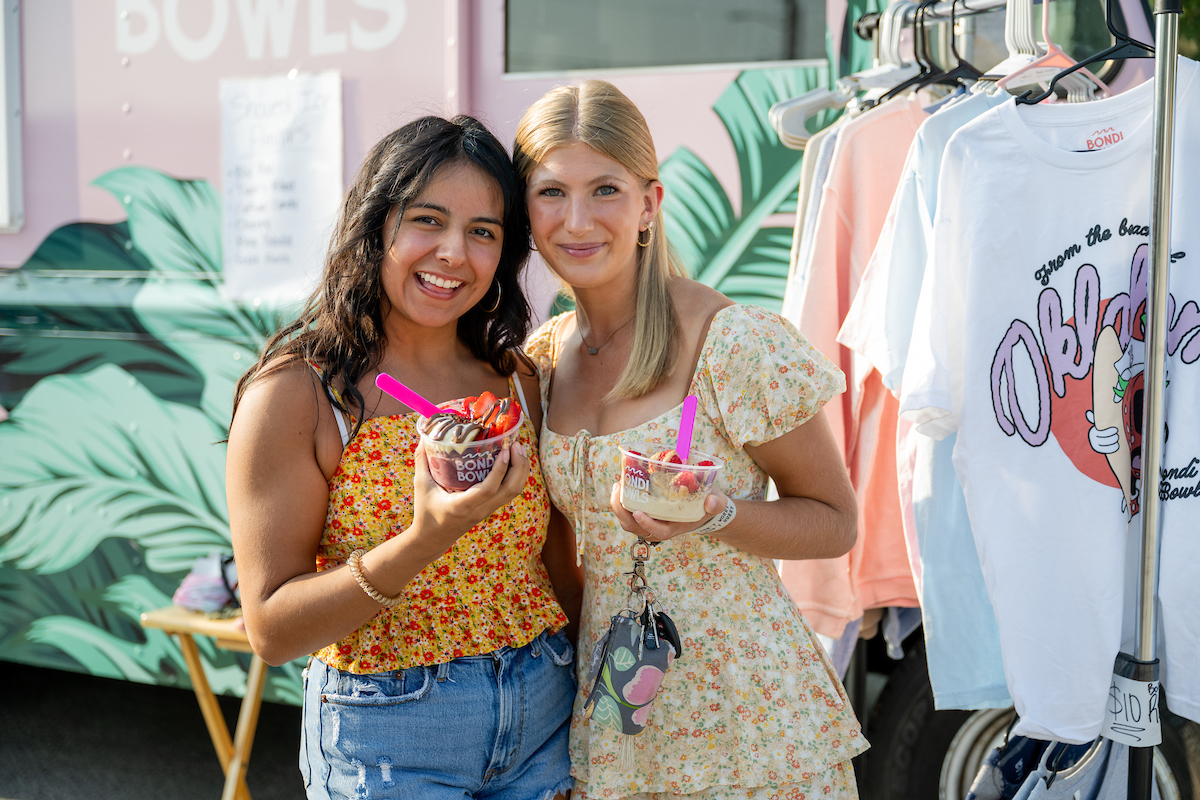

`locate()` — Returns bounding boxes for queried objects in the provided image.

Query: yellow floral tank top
[313,375,567,673]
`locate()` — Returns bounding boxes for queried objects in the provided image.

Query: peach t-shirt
[780,96,928,637]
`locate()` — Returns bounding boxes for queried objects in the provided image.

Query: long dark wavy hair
[231,116,533,436]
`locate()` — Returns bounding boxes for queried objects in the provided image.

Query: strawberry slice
[698,460,715,467]
[672,471,700,493]
[487,401,522,437]
[652,449,682,465]
[458,396,477,416]
[507,400,522,430]
[471,391,499,419]
[644,448,682,474]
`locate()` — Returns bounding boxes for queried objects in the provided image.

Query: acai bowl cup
[418,399,523,492]
[618,441,724,523]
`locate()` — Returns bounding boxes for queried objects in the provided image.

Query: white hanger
[770,1,918,149]
[997,0,1107,99]
[847,1,921,89]
[981,0,1045,80]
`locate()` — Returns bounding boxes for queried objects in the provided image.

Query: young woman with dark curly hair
[227,115,581,800]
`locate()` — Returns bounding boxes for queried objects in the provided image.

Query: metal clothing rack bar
[855,0,1009,39]
[1130,2,1181,798]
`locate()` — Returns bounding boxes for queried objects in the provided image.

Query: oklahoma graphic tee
[901,57,1200,742]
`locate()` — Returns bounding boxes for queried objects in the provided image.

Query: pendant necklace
[579,315,634,355]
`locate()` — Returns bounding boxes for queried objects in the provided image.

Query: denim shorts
[301,628,576,800]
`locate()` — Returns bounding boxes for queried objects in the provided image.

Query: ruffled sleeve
[524,313,570,417]
[694,305,845,448]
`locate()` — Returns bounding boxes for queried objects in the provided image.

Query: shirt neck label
[1086,128,1126,151]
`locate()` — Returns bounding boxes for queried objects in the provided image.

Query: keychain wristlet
[584,536,681,771]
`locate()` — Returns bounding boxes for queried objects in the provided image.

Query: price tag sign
[1101,671,1162,746]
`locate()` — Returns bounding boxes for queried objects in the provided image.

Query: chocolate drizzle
[419,396,514,444]
[419,412,483,444]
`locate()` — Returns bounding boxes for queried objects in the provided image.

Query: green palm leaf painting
[0,222,203,411]
[0,540,152,662]
[0,365,231,575]
[94,167,295,426]
[0,168,301,704]
[660,66,831,311]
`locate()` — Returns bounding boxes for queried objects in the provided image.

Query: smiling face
[525,141,661,292]
[379,161,505,333]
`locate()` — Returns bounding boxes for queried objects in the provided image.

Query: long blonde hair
[514,79,688,401]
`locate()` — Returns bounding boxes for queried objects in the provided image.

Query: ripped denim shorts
[301,628,575,800]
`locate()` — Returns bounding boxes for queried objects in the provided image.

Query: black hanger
[911,0,986,91]
[1014,0,1153,105]
[1042,738,1104,789]
[880,0,981,103]
[943,0,986,82]
[878,0,942,103]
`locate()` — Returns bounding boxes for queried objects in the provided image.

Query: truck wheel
[858,640,972,799]
[858,642,1200,800]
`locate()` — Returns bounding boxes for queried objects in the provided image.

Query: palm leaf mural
[0,364,313,701]
[22,573,301,703]
[0,539,153,663]
[0,222,203,411]
[0,168,304,704]
[0,365,231,575]
[93,167,295,426]
[660,65,831,311]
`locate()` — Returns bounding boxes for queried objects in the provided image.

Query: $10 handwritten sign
[1101,672,1162,746]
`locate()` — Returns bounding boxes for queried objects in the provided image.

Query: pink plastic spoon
[375,372,447,418]
[676,395,698,464]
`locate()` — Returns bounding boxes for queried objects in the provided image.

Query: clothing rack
[1132,4,1180,799]
[849,2,1181,798]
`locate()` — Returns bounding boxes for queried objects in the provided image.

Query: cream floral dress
[527,305,868,799]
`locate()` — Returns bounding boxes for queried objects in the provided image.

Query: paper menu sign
[220,71,343,303]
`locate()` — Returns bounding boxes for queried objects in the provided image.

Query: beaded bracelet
[689,498,737,535]
[347,548,402,608]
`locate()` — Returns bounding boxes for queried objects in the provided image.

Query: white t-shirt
[901,57,1200,742]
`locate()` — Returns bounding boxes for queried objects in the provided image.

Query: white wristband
[690,499,737,535]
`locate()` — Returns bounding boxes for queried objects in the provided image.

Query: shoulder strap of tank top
[307,361,350,448]
[511,371,530,412]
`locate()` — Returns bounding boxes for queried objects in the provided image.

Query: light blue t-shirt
[839,89,1012,710]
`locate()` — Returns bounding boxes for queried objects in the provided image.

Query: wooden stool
[140,605,268,800]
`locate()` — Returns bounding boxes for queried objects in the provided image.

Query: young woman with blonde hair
[514,80,868,800]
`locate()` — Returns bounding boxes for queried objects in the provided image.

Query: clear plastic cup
[618,441,724,522]
[419,399,523,492]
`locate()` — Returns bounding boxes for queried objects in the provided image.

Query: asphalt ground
[0,659,306,800]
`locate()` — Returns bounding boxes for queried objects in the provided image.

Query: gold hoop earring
[484,283,502,313]
[637,221,654,248]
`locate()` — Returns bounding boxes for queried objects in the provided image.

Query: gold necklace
[579,315,634,355]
